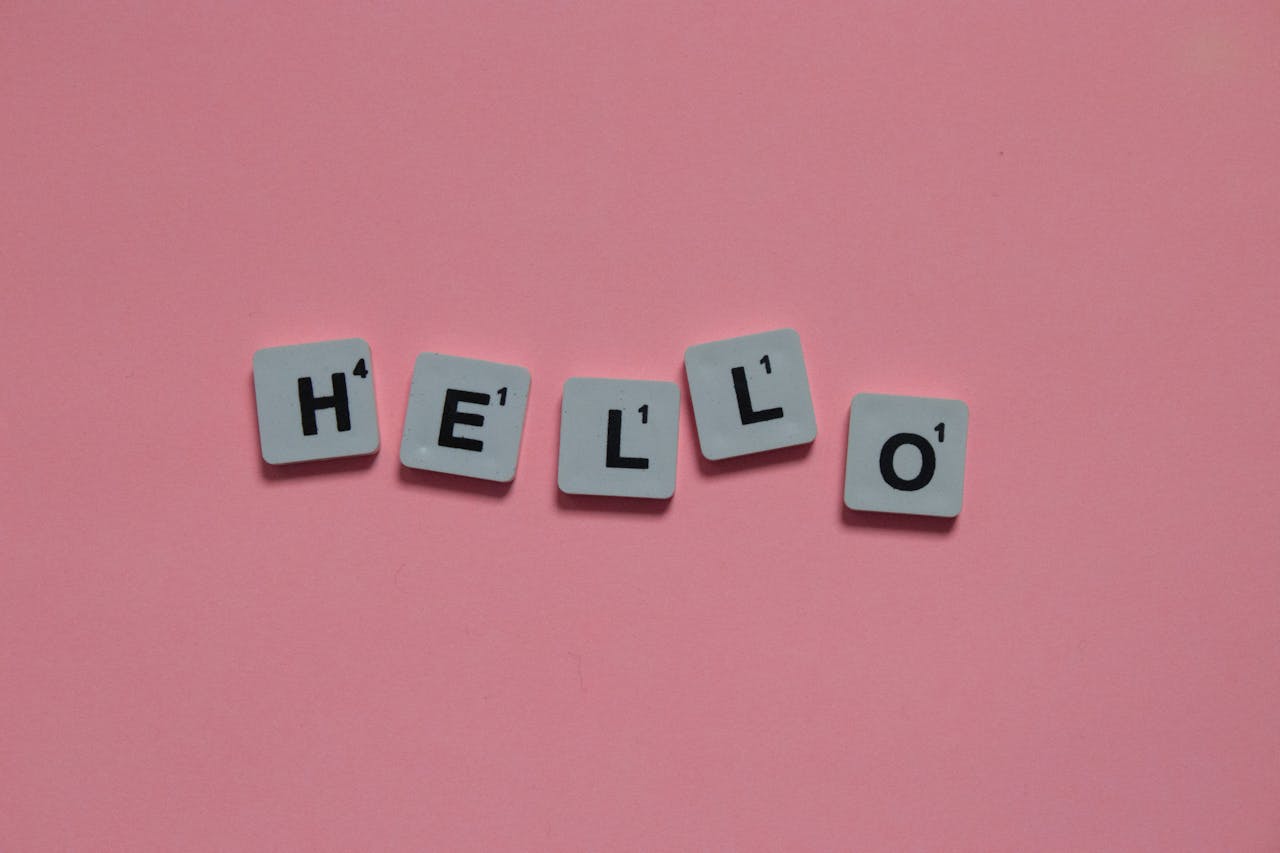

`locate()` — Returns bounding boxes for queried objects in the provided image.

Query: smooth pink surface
[3,3,1279,850]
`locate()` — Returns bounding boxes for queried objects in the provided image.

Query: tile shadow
[840,505,957,534]
[259,453,377,481]
[695,441,812,476]
[399,465,513,499]
[555,490,671,515]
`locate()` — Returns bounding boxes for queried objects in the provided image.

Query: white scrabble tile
[684,328,817,461]
[557,378,679,499]
[253,338,380,464]
[399,353,531,482]
[844,393,969,517]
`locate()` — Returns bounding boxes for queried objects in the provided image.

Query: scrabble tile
[684,328,817,461]
[399,353,531,482]
[253,338,380,464]
[557,378,679,499]
[844,393,969,517]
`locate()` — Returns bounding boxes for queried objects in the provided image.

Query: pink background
[3,3,1279,850]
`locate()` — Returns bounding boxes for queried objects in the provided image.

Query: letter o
[879,433,936,491]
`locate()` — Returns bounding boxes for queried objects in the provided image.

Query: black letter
[438,389,490,452]
[732,366,783,425]
[606,409,649,469]
[298,373,351,436]
[879,433,936,491]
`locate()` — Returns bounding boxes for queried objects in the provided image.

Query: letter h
[298,373,352,435]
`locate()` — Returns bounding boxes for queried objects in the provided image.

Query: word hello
[252,329,969,517]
